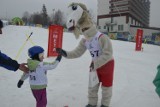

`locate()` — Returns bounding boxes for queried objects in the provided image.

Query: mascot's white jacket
[67,25,113,66]
[65,25,114,87]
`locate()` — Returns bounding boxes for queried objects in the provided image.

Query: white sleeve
[42,61,60,71]
[20,73,29,81]
[66,39,87,58]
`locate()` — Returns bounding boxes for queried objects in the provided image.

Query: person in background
[0,19,28,73]
[17,46,62,107]
[0,19,2,34]
[153,64,160,98]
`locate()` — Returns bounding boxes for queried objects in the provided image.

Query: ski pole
[26,32,33,41]
[15,32,33,60]
[25,33,35,46]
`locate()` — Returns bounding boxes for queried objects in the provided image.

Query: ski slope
[0,25,160,107]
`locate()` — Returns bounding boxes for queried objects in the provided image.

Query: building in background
[97,0,160,45]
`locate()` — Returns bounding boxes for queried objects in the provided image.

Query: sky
[0,0,97,20]
[0,25,160,107]
[0,0,160,27]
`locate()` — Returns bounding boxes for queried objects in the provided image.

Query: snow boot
[85,104,97,107]
[100,105,108,107]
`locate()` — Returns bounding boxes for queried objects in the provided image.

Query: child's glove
[56,55,62,62]
[17,80,24,88]
[56,48,67,57]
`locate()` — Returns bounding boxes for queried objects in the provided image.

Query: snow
[0,25,160,107]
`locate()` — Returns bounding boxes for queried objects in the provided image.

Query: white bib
[85,32,103,61]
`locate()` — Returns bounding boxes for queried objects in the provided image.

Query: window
[118,25,123,31]
[111,25,113,31]
[111,17,114,23]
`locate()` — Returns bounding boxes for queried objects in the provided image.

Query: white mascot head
[66,2,94,39]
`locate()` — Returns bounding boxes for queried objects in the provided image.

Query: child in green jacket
[153,64,160,98]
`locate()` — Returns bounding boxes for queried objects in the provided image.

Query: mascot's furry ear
[78,11,88,25]
[76,3,88,25]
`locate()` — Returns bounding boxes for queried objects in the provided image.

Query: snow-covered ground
[0,26,160,107]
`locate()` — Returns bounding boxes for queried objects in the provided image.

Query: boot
[85,104,97,107]
[100,105,108,107]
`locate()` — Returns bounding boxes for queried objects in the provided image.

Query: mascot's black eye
[72,5,77,10]
[69,19,72,23]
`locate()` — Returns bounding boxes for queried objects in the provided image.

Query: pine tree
[42,4,48,26]
[53,10,64,26]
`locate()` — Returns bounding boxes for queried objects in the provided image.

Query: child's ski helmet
[28,46,44,58]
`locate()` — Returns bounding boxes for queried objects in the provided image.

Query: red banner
[135,29,143,51]
[48,25,63,57]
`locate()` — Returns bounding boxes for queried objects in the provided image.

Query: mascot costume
[56,2,114,107]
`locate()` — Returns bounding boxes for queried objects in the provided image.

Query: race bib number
[90,50,99,58]
[30,75,36,81]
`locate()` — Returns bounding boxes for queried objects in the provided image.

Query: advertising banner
[48,25,63,57]
[135,29,143,51]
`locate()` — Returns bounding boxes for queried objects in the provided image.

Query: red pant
[97,59,114,87]
[32,88,47,107]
